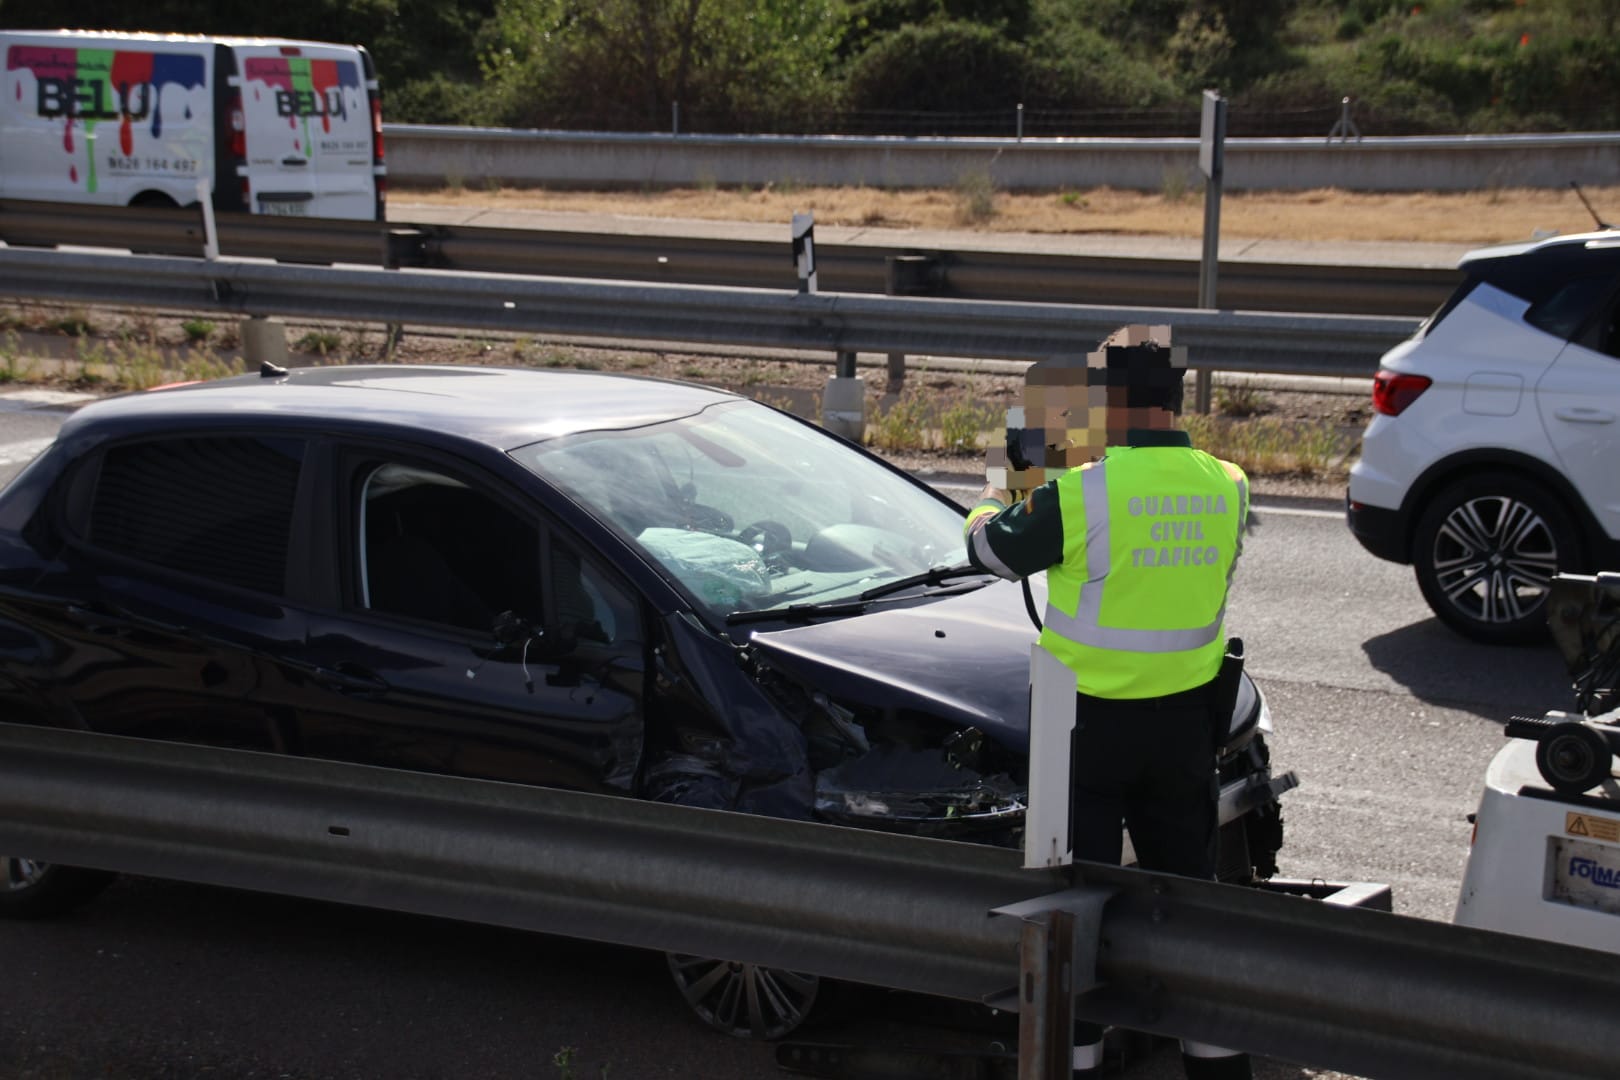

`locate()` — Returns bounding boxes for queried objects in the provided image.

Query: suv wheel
[1412,475,1578,644]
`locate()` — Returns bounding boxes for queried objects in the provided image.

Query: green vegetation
[180,319,215,344]
[295,330,343,357]
[1181,413,1351,477]
[3,0,1610,133]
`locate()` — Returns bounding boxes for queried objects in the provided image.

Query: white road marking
[0,389,96,409]
[0,436,56,466]
[1253,503,1343,520]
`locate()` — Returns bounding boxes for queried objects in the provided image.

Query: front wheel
[0,858,116,918]
[666,953,821,1040]
[1412,475,1579,644]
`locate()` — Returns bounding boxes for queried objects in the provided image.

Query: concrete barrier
[385,125,1620,193]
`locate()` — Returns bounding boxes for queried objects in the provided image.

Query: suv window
[1525,275,1618,342]
[88,435,305,595]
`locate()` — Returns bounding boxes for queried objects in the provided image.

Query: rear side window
[1525,275,1618,341]
[89,436,305,595]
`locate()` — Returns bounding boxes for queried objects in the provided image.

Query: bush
[844,21,1030,113]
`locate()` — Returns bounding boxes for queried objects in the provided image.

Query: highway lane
[0,404,1579,1079]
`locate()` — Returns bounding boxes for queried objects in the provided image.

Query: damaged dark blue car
[0,364,1291,1037]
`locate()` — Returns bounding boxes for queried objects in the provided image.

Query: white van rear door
[233,42,375,220]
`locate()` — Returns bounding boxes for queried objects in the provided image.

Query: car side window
[553,542,639,647]
[88,435,305,595]
[1525,275,1619,344]
[1571,287,1620,359]
[357,462,541,634]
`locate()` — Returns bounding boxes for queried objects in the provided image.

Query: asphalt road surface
[0,400,1573,1080]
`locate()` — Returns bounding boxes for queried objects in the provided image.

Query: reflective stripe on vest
[1037,447,1245,699]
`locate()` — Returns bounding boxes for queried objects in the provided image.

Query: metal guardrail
[0,199,1459,316]
[0,248,1420,374]
[2,722,1618,1080]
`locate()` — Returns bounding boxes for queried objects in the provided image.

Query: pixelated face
[986,325,1186,492]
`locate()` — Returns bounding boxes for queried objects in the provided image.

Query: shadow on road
[1361,619,1571,721]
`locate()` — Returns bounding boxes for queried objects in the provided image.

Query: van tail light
[1372,369,1432,416]
[370,95,385,161]
[228,90,246,160]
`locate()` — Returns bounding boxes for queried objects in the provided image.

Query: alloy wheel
[2,857,49,892]
[1430,494,1559,626]
[666,953,819,1040]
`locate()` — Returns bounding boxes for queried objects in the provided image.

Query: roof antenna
[1570,181,1614,230]
[259,360,289,378]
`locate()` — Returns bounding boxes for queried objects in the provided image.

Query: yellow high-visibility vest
[1039,446,1247,699]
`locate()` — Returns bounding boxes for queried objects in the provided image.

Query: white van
[0,30,385,220]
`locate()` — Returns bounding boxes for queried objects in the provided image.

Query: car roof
[1460,229,1620,268]
[65,365,743,451]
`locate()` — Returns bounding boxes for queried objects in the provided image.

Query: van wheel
[1412,475,1578,644]
[129,192,178,209]
[0,858,116,918]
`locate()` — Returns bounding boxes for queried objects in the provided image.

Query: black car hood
[746,578,1042,754]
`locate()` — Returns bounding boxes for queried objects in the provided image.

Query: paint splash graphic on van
[7,46,205,192]
[244,57,359,157]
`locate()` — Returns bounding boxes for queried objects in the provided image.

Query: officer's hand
[979,483,1012,506]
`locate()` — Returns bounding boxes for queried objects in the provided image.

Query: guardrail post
[1018,911,1074,1080]
[883,255,942,394]
[239,317,289,369]
[382,228,426,356]
[823,351,865,442]
[993,886,1113,1080]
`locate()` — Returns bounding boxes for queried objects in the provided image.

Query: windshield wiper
[724,564,994,626]
[857,562,994,602]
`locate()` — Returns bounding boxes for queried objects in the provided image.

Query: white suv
[1347,230,1620,644]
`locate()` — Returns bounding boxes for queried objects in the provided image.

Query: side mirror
[492,610,535,646]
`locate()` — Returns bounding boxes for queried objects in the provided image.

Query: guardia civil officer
[963,334,1251,1080]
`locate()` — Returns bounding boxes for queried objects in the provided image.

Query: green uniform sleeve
[963,480,1066,580]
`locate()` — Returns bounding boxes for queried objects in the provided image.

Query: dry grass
[393,183,1620,246]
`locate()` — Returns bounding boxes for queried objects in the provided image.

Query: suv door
[287,449,645,792]
[23,433,309,750]
[1536,270,1620,543]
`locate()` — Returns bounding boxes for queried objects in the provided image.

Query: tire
[666,952,821,1040]
[1535,723,1614,794]
[0,858,116,918]
[1411,474,1580,644]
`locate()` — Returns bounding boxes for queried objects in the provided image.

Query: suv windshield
[514,400,971,619]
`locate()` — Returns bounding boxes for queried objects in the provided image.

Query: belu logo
[275,87,345,121]
[37,78,151,120]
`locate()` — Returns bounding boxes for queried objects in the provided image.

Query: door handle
[65,603,136,634]
[65,603,184,635]
[311,662,389,695]
[280,156,309,167]
[1554,407,1615,424]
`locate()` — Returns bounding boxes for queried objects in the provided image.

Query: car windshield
[513,399,971,620]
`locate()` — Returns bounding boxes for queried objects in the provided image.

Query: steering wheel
[739,519,794,570]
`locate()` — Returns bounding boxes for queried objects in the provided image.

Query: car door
[20,432,310,751]
[285,448,645,793]
[1535,270,1620,542]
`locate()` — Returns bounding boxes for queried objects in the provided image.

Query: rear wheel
[1412,475,1578,644]
[0,858,116,918]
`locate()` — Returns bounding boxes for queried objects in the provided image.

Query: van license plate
[261,201,308,217]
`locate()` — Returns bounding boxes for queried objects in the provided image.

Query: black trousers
[1068,681,1220,879]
